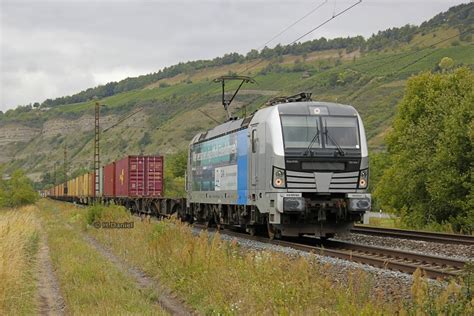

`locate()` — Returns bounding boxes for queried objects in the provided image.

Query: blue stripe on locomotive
[236,129,248,205]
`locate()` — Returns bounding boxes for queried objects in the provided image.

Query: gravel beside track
[193,227,421,303]
[351,226,474,245]
[336,232,474,261]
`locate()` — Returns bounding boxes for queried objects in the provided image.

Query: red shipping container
[103,162,116,197]
[114,155,163,197]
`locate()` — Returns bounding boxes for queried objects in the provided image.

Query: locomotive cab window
[322,117,359,149]
[281,116,321,149]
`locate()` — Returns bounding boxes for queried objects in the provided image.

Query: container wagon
[49,155,184,215]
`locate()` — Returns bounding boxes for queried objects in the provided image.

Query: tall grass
[79,203,392,314]
[0,206,39,314]
[37,201,166,315]
[145,220,389,314]
[368,216,468,235]
[46,200,474,314]
[404,268,474,315]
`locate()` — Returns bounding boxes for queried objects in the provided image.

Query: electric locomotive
[186,92,371,239]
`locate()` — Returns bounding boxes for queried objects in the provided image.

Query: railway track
[197,226,468,280]
[351,225,474,245]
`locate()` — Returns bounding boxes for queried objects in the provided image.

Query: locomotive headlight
[358,169,368,189]
[273,167,286,188]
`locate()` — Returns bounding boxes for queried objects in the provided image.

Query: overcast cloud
[0,0,468,111]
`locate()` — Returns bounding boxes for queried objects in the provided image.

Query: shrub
[404,268,473,314]
[86,204,130,225]
[0,169,38,208]
[374,68,473,233]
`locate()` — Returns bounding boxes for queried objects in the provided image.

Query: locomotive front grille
[286,170,359,193]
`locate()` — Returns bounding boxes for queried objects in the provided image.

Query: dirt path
[79,231,194,315]
[36,233,67,316]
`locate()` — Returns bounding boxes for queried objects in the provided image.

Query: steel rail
[351,225,474,245]
[197,227,468,280]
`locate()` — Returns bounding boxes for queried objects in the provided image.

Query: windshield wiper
[304,126,320,156]
[324,127,345,157]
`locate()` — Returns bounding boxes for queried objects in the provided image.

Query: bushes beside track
[0,169,38,208]
[374,67,474,233]
[85,204,130,226]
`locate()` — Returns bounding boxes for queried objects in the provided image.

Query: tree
[374,67,473,233]
[164,150,187,197]
[0,169,38,207]
[438,57,454,72]
[139,132,152,149]
[168,150,187,178]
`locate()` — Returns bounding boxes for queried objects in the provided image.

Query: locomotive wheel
[247,226,256,236]
[267,221,281,240]
[213,210,222,230]
[320,233,334,241]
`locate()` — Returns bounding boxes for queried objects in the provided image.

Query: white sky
[0,0,469,111]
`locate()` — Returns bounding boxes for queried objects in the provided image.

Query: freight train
[48,93,371,239]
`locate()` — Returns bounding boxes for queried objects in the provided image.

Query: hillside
[0,3,473,184]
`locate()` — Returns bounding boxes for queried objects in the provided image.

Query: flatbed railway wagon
[102,156,183,214]
[49,155,185,215]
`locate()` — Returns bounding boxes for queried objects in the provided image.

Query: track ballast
[351,225,474,245]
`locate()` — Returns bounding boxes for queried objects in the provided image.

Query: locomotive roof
[276,101,358,116]
[191,101,358,144]
[191,117,247,144]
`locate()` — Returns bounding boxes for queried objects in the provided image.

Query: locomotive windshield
[281,116,321,149]
[281,115,359,149]
[322,117,359,149]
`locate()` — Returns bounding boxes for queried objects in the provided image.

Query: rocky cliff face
[0,124,40,146]
[0,114,119,175]
[40,115,117,138]
[0,124,41,163]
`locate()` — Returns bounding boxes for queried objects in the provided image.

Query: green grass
[35,199,474,314]
[0,206,39,315]
[74,202,393,314]
[36,200,167,315]
[365,214,473,235]
[368,216,400,228]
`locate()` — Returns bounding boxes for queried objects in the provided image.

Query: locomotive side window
[251,129,257,153]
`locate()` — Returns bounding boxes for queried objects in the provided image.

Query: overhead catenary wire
[197,109,222,125]
[240,0,329,75]
[350,28,473,76]
[241,0,362,75]
[258,0,329,50]
[102,107,144,133]
[391,28,473,75]
[289,0,362,45]
[343,6,473,74]
[333,3,474,74]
